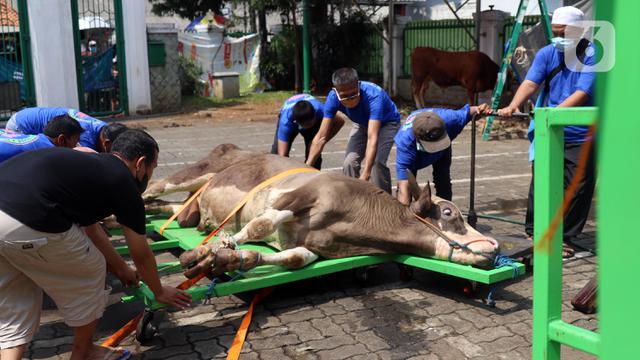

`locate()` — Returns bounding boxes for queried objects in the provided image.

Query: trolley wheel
[136,310,158,344]
[355,265,378,285]
[398,264,414,282]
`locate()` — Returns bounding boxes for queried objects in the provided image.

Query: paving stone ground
[25,111,597,360]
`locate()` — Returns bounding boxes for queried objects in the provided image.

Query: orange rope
[158,179,212,236]
[535,123,597,253]
[103,167,318,346]
[226,288,273,360]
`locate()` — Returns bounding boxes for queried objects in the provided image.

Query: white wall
[123,0,152,114]
[27,0,79,108]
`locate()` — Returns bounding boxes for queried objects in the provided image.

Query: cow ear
[410,182,433,217]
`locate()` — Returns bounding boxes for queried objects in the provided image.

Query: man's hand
[476,103,493,116]
[113,265,139,288]
[155,286,192,309]
[359,171,371,182]
[497,105,518,117]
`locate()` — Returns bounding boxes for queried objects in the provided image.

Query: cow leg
[180,245,318,278]
[177,197,201,228]
[412,78,423,108]
[419,80,429,108]
[228,209,295,246]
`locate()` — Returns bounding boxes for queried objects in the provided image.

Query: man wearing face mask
[0,115,83,163]
[497,6,596,258]
[307,68,401,193]
[0,130,190,360]
[270,94,345,169]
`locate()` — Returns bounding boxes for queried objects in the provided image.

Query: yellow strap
[158,179,213,236]
[226,288,273,360]
[200,167,319,245]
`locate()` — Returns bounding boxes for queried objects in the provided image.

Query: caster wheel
[354,267,370,284]
[136,311,158,344]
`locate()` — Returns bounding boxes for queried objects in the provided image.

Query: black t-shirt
[0,147,146,234]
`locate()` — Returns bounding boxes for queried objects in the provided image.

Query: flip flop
[91,346,131,360]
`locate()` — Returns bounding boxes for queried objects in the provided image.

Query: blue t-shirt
[394,105,471,181]
[277,94,324,142]
[0,129,54,163]
[525,44,596,143]
[324,81,400,127]
[14,107,107,150]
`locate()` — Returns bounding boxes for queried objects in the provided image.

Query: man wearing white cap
[498,6,596,258]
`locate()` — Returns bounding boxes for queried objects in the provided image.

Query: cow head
[409,180,499,268]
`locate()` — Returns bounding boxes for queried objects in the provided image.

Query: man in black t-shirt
[0,130,191,360]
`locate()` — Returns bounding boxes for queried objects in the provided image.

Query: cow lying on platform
[411,47,499,108]
[143,144,500,278]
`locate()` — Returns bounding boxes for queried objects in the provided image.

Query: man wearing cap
[395,104,492,205]
[270,94,345,169]
[498,6,596,257]
[5,106,127,152]
[0,115,83,163]
[306,68,400,193]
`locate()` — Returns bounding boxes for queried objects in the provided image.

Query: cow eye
[443,208,452,217]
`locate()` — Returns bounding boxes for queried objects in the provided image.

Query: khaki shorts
[0,210,108,349]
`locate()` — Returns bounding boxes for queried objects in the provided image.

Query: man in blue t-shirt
[395,104,491,205]
[6,107,127,152]
[0,115,83,163]
[497,6,596,257]
[270,94,345,170]
[307,68,400,193]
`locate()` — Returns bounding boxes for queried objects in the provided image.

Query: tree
[148,0,225,18]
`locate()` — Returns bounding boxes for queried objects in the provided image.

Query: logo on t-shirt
[0,130,40,145]
[67,109,92,123]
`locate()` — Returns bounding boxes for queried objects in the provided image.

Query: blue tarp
[82,46,116,92]
[0,57,26,100]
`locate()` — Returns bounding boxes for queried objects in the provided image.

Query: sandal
[562,243,575,258]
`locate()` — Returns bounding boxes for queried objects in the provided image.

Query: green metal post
[69,0,85,111]
[537,0,553,41]
[113,0,129,115]
[598,2,640,359]
[302,0,310,94]
[531,108,564,360]
[16,0,35,107]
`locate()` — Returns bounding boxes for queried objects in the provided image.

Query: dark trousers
[525,141,596,239]
[271,120,322,170]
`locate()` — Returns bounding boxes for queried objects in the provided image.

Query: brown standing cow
[411,47,499,108]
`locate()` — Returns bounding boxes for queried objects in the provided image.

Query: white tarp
[178,30,264,96]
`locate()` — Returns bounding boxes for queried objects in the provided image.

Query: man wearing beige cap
[498,6,596,258]
[395,103,491,205]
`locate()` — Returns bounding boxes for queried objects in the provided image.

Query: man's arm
[557,90,590,108]
[360,120,382,181]
[277,140,291,157]
[306,117,333,166]
[84,223,137,287]
[397,180,411,205]
[122,226,191,308]
[498,80,540,116]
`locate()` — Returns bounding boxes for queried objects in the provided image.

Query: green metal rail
[531,107,599,358]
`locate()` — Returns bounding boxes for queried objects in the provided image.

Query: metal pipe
[302,0,310,93]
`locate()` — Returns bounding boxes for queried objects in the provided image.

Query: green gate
[356,33,384,80]
[0,0,34,121]
[70,0,127,117]
[402,18,476,75]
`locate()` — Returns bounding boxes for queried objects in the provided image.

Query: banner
[178,30,264,96]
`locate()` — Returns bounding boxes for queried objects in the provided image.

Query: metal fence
[0,0,34,121]
[70,0,127,116]
[356,33,384,79]
[402,18,476,76]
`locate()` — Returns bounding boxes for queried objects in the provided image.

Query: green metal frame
[117,216,524,310]
[534,3,639,359]
[532,107,599,359]
[482,0,553,140]
[70,0,128,117]
[16,0,34,108]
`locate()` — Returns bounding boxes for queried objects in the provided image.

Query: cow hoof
[216,231,237,250]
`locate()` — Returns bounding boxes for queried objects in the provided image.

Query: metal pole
[302,0,310,93]
[387,0,394,94]
[468,0,481,228]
